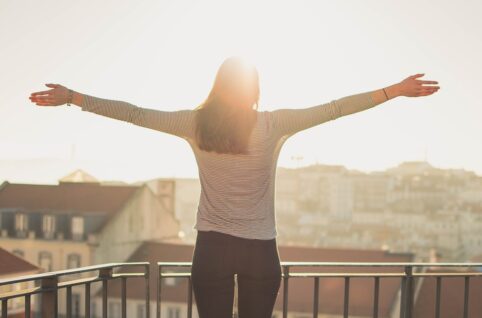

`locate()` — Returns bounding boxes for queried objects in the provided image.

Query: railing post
[145,263,150,318]
[40,276,59,318]
[85,282,91,318]
[400,266,413,318]
[121,277,127,318]
[463,276,470,318]
[25,294,31,318]
[282,266,290,318]
[157,265,162,318]
[343,277,350,318]
[2,299,7,318]
[66,285,72,318]
[406,266,413,318]
[400,270,406,318]
[187,276,193,318]
[373,276,380,318]
[312,277,319,318]
[99,268,113,318]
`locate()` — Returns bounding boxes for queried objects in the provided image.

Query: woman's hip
[192,230,281,277]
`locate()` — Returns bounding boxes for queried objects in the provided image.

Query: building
[141,178,201,244]
[0,170,181,317]
[263,162,482,261]
[0,247,41,318]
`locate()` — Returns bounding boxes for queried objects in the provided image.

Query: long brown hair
[195,56,260,155]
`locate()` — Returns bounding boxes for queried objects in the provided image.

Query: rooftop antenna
[70,142,76,162]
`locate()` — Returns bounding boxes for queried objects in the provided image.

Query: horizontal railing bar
[157,262,192,266]
[290,273,405,278]
[280,262,482,267]
[158,272,403,279]
[414,272,482,277]
[158,271,482,279]
[0,262,149,286]
[113,273,146,278]
[157,261,482,268]
[289,272,482,278]
[161,273,192,278]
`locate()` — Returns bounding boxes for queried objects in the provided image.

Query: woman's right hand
[29,83,71,106]
[396,74,440,97]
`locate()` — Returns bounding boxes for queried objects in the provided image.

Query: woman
[29,57,439,318]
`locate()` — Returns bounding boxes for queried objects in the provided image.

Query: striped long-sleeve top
[80,91,381,240]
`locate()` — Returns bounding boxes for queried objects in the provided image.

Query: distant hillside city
[156,160,482,263]
[1,161,481,317]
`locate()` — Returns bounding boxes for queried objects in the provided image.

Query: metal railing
[157,261,482,318]
[1,261,482,318]
[0,262,149,318]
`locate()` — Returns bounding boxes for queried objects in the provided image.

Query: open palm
[399,74,440,97]
[29,83,70,106]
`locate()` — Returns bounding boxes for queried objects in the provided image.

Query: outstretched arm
[29,84,195,139]
[270,73,440,138]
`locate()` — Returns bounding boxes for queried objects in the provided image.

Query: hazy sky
[1,0,481,184]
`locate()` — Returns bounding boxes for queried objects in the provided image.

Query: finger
[420,86,440,90]
[30,95,55,101]
[45,83,60,88]
[35,102,54,106]
[30,90,53,96]
[32,98,56,103]
[416,80,438,85]
[420,88,439,95]
[30,98,56,104]
[410,73,425,79]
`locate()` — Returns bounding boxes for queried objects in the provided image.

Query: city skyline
[1,158,479,186]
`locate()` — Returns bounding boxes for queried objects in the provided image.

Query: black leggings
[191,230,282,318]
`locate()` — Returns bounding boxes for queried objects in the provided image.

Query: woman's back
[190,111,283,239]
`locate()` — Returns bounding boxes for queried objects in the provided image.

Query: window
[108,301,120,318]
[38,251,53,272]
[12,249,24,258]
[167,306,180,318]
[71,216,84,240]
[72,293,81,318]
[67,253,81,269]
[42,215,56,239]
[164,277,177,286]
[15,213,28,236]
[137,303,146,318]
[90,301,97,318]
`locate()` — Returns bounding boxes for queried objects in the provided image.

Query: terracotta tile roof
[101,241,412,317]
[0,247,40,277]
[413,268,482,318]
[0,181,139,215]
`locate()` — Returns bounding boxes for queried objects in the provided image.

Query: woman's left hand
[397,74,440,98]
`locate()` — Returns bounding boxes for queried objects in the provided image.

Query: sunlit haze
[1,0,482,184]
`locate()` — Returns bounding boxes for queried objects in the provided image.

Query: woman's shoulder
[253,110,274,135]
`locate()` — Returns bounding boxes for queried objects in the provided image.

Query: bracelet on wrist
[66,89,74,106]
[382,88,389,100]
